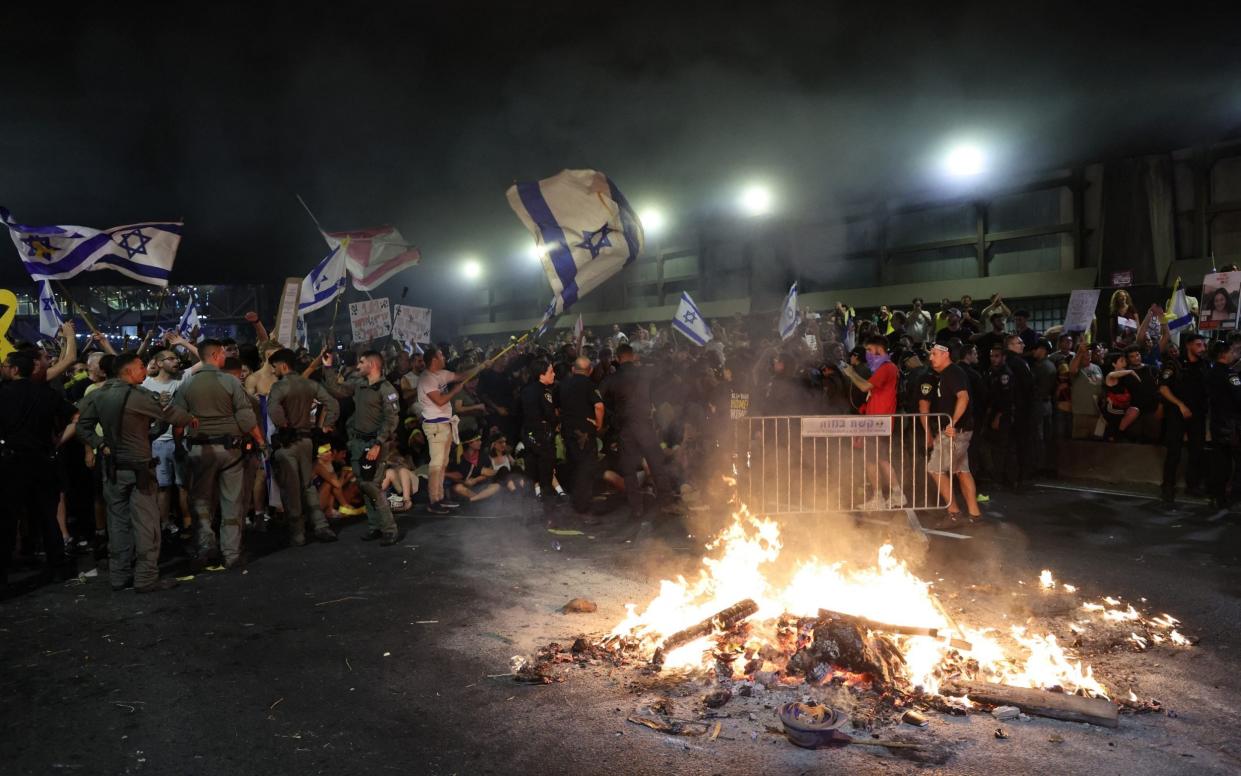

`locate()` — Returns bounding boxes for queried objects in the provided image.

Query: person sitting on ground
[314,443,365,518]
[381,446,418,512]
[447,432,502,503]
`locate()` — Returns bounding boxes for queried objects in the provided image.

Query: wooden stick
[653,599,759,666]
[948,680,1118,728]
[818,608,972,651]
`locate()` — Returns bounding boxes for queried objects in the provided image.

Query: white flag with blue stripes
[2,208,181,287]
[672,292,712,346]
[37,280,64,338]
[778,282,800,341]
[507,169,644,316]
[298,244,347,315]
[177,295,200,339]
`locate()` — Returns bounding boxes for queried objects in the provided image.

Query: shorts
[928,430,972,475]
[424,423,453,469]
[151,438,185,488]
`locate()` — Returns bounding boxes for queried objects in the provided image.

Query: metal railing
[731,414,956,515]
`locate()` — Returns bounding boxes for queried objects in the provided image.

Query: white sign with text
[348,298,392,344]
[391,304,432,345]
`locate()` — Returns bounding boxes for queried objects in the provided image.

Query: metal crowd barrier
[731,414,956,515]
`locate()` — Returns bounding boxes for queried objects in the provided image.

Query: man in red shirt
[841,336,905,509]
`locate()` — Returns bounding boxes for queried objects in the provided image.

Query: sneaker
[360,529,383,541]
[888,486,908,508]
[439,500,461,509]
[135,578,179,593]
[379,534,400,547]
[387,493,404,508]
[425,503,451,515]
[314,528,338,543]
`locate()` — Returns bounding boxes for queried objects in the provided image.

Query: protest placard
[349,298,391,343]
[1062,289,1100,334]
[1200,271,1240,331]
[391,305,432,345]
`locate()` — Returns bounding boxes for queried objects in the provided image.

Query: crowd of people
[1,285,1239,597]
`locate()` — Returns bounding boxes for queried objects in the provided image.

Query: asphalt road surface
[2,483,1240,775]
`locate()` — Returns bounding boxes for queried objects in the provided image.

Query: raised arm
[46,321,78,381]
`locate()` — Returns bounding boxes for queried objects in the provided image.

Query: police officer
[557,356,603,521]
[981,344,1015,489]
[1159,333,1208,504]
[1206,340,1241,510]
[267,348,341,545]
[77,352,196,592]
[174,339,264,569]
[601,344,674,529]
[0,350,79,589]
[1003,334,1034,492]
[327,349,400,545]
[520,358,560,521]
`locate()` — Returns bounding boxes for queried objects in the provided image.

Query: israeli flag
[177,295,200,339]
[507,169,644,316]
[37,280,64,338]
[778,282,800,341]
[299,244,347,314]
[672,292,712,346]
[2,208,181,287]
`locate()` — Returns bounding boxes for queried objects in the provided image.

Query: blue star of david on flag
[116,228,152,259]
[576,223,613,259]
[682,310,698,324]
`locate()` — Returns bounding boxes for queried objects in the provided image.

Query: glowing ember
[1062,584,1077,593]
[1039,570,1055,589]
[1129,633,1148,650]
[1170,630,1190,646]
[1128,690,1139,702]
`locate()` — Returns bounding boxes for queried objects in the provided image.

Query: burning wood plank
[947,680,1119,728]
[817,608,973,651]
[651,599,759,667]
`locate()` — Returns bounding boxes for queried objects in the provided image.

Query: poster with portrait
[1199,272,1240,331]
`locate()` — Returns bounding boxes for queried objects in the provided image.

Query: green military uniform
[269,373,340,544]
[174,364,259,565]
[77,379,195,589]
[327,368,399,539]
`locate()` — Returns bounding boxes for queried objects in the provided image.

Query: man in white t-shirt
[142,350,189,534]
[398,351,426,411]
[417,346,465,515]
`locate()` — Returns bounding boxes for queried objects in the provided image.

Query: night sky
[2,2,1239,304]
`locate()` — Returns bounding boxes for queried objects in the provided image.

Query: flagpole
[296,194,326,233]
[53,280,102,337]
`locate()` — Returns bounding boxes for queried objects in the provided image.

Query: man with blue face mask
[841,335,905,509]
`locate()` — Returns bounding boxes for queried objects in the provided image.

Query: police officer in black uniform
[558,356,604,521]
[1159,333,1208,504]
[519,358,559,521]
[601,344,674,527]
[0,350,78,589]
[981,344,1015,489]
[1206,340,1241,510]
[1003,334,1034,492]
